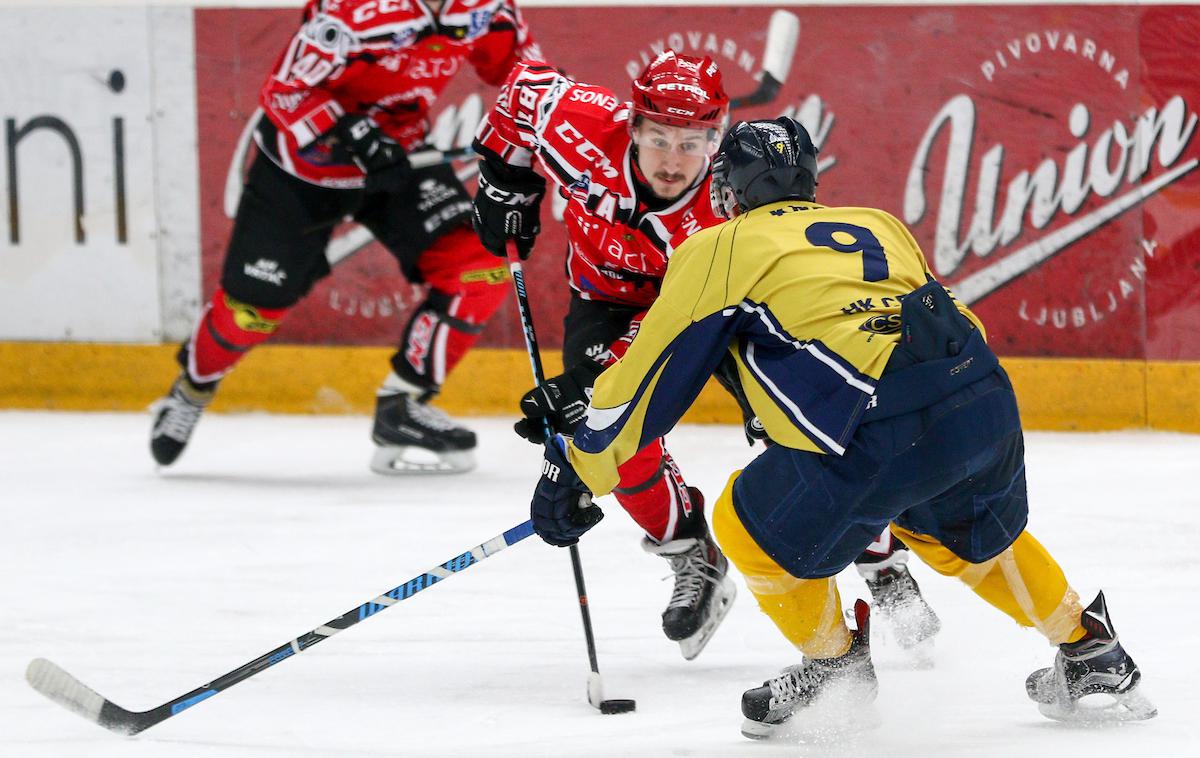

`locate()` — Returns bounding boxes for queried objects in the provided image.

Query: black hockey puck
[600,699,636,714]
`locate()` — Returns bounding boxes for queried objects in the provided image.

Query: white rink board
[0,6,198,342]
[0,414,1195,756]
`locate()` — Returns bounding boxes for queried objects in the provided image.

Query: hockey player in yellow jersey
[528,117,1155,736]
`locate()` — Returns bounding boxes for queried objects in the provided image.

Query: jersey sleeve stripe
[740,341,846,455]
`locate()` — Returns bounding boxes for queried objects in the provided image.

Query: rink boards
[0,1,1198,431]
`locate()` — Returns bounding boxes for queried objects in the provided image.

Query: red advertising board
[194,4,1200,360]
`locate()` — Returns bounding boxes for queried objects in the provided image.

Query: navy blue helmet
[710,117,819,218]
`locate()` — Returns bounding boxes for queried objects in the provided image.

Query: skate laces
[769,663,822,707]
[405,396,459,432]
[154,385,207,443]
[664,544,719,611]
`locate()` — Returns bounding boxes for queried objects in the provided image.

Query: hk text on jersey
[565,200,986,496]
[257,0,539,188]
[475,62,723,307]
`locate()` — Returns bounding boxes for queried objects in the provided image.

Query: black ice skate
[742,600,878,740]
[858,560,941,661]
[150,373,216,466]
[642,496,736,660]
[1025,591,1156,723]
[370,391,477,475]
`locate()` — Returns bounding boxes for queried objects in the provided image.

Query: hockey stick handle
[27,520,535,735]
[409,145,475,169]
[504,241,603,678]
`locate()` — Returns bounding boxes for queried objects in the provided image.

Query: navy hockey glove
[472,157,546,259]
[514,360,606,443]
[531,435,604,547]
[335,115,411,194]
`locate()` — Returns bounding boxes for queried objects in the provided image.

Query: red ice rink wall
[194,4,1200,363]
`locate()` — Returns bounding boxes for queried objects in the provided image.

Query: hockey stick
[505,240,636,715]
[26,520,535,736]
[729,10,800,110]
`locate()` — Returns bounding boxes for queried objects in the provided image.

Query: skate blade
[369,447,476,476]
[740,717,780,740]
[1038,688,1157,723]
[678,577,737,661]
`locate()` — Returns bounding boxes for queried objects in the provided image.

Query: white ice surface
[1,412,1197,756]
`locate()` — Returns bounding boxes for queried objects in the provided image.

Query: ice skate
[1025,591,1156,723]
[150,373,216,466]
[741,600,877,740]
[370,391,477,475]
[858,558,941,663]
[643,499,736,660]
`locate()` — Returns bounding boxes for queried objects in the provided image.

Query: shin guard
[183,288,286,384]
[613,443,698,544]
[395,228,508,391]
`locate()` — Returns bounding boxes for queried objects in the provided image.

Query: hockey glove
[335,115,412,194]
[531,435,604,547]
[514,359,606,443]
[472,158,546,259]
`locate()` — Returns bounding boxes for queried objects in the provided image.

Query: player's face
[632,120,716,201]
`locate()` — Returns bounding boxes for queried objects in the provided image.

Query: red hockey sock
[612,443,697,543]
[184,288,287,384]
[396,227,508,388]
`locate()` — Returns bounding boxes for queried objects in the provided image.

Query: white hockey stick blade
[27,658,113,727]
[586,671,604,708]
[761,11,800,85]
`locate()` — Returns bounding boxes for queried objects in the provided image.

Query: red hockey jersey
[257,0,539,188]
[475,62,723,307]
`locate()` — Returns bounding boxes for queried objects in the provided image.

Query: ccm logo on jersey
[352,0,410,25]
[555,121,619,179]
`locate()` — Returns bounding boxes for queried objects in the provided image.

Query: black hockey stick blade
[26,658,154,735]
[729,10,799,110]
[730,73,783,110]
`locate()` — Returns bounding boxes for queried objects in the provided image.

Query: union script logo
[903,30,1198,330]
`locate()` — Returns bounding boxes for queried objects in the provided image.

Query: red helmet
[630,51,729,131]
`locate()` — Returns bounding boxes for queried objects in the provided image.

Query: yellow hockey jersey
[567,200,984,496]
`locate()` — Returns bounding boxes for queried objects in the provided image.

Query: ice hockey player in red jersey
[472,51,737,659]
[150,0,540,475]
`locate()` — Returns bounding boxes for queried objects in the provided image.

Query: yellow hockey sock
[891,525,1085,644]
[712,472,852,657]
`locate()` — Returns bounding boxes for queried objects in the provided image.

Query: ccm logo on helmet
[667,106,698,116]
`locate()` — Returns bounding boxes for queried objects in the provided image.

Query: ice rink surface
[2,411,1197,757]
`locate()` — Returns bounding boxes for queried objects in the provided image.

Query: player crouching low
[527,116,1155,736]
